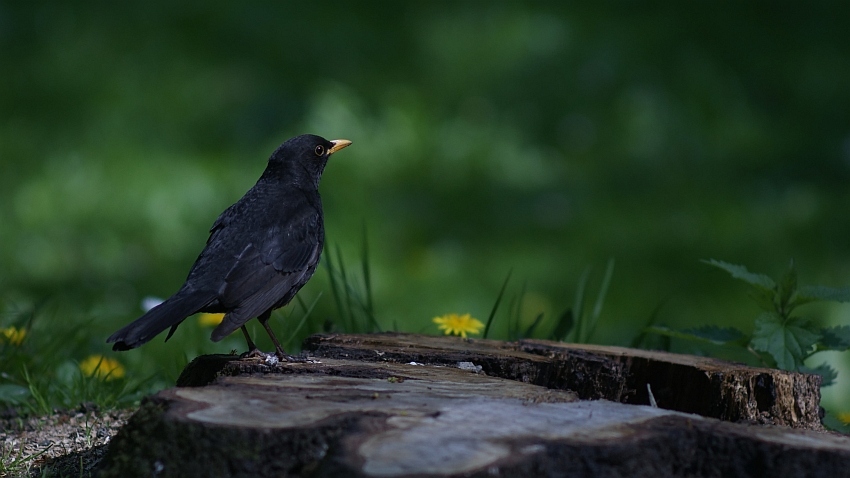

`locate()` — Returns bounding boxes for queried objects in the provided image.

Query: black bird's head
[265,134,352,188]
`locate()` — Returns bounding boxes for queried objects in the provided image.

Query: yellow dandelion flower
[1,326,26,346]
[838,412,850,425]
[79,355,125,380]
[198,313,225,327]
[433,313,484,338]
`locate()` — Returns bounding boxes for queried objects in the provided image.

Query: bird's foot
[240,348,307,365]
[277,352,308,363]
[240,348,268,359]
[240,348,280,365]
[269,342,304,363]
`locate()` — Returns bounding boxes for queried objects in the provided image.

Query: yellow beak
[328,139,352,155]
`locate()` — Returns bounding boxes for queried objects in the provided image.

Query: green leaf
[776,259,797,311]
[822,410,850,434]
[748,287,778,314]
[800,362,838,387]
[646,325,746,346]
[703,259,775,291]
[820,325,850,351]
[750,314,819,370]
[0,383,31,404]
[55,360,80,387]
[795,285,850,304]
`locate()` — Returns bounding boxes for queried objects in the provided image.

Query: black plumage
[107,134,351,358]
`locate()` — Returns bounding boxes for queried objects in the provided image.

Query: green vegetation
[650,260,850,385]
[649,259,850,432]
[0,300,151,414]
[1,1,849,428]
[482,258,614,343]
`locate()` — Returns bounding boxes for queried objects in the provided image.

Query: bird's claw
[240,348,307,365]
[278,353,308,363]
[240,348,272,360]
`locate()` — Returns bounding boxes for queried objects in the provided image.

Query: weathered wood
[522,340,823,430]
[303,333,824,429]
[302,333,631,401]
[98,353,849,478]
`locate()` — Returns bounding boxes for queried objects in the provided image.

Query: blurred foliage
[650,260,850,386]
[1,2,850,412]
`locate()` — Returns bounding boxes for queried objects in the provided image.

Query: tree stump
[303,333,824,429]
[97,333,849,477]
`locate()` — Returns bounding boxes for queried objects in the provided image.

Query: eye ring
[314,145,325,156]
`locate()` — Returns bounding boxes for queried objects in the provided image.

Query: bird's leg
[260,320,288,359]
[258,313,304,362]
[241,325,257,351]
[240,325,266,358]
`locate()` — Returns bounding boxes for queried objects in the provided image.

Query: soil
[0,406,132,477]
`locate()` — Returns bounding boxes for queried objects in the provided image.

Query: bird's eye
[315,145,325,156]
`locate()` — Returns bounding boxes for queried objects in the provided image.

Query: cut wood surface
[97,333,846,478]
[304,333,824,429]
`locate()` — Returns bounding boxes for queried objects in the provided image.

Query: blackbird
[107,134,351,358]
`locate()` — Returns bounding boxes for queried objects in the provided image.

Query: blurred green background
[2,2,849,409]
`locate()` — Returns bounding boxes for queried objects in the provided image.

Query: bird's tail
[107,289,214,351]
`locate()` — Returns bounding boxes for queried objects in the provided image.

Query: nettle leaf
[820,325,850,351]
[800,362,838,387]
[750,314,820,370]
[748,288,777,313]
[822,411,850,434]
[795,285,850,305]
[703,259,775,291]
[776,260,797,310]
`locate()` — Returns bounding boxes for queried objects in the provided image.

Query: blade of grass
[324,241,381,333]
[523,312,545,339]
[509,281,527,340]
[324,247,350,333]
[332,269,380,332]
[506,294,518,340]
[284,293,323,349]
[334,244,355,332]
[584,258,615,342]
[483,269,512,339]
[630,298,669,349]
[22,365,51,415]
[340,276,381,332]
[572,267,592,343]
[550,308,574,341]
[361,224,373,317]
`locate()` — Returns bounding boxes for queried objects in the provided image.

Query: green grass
[0,314,150,416]
[482,259,615,343]
[324,234,381,335]
[0,444,48,478]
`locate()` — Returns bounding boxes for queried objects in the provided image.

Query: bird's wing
[210,207,322,339]
[207,201,240,243]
